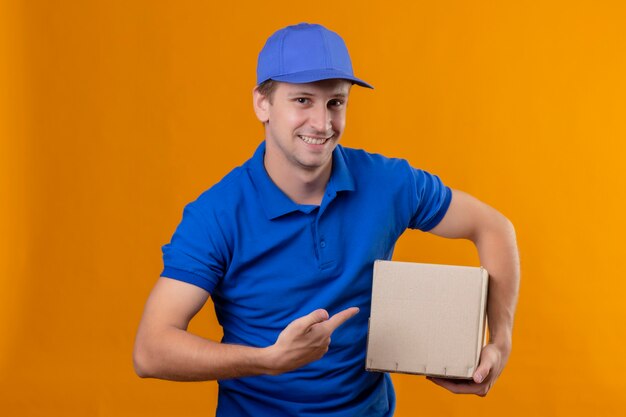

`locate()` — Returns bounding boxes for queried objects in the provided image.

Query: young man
[134,23,520,416]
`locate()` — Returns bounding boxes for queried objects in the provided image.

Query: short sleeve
[160,200,229,293]
[407,167,452,231]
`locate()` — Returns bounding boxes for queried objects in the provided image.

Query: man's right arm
[133,277,358,381]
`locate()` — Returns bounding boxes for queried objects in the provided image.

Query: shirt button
[320,241,326,248]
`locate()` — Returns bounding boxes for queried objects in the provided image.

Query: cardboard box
[366,260,489,379]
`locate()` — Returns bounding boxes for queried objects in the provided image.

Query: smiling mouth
[298,134,333,145]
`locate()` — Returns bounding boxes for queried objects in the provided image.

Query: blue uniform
[161,141,452,416]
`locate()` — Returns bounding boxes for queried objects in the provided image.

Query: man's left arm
[427,188,520,396]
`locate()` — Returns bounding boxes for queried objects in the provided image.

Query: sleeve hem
[160,267,215,293]
[420,186,453,232]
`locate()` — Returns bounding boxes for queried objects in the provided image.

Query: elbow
[485,206,514,232]
[133,357,149,379]
[489,209,515,237]
[498,214,516,237]
[133,337,155,378]
[474,211,516,245]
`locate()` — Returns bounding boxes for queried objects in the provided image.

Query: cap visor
[268,69,374,89]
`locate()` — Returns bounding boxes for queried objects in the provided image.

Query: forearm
[133,278,357,382]
[427,191,520,393]
[133,326,272,381]
[473,214,520,351]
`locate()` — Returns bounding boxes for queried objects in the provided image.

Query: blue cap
[257,23,374,89]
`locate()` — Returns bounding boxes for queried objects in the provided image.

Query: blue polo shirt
[161,141,452,417]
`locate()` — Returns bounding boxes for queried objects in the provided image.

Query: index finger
[319,307,360,333]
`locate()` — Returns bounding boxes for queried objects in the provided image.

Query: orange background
[2,1,625,416]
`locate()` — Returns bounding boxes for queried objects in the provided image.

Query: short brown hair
[256,79,278,104]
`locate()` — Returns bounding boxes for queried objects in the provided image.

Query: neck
[263,150,331,206]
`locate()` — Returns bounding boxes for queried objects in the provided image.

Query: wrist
[489,333,512,356]
[257,345,281,376]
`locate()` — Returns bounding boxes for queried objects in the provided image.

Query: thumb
[473,349,493,384]
[290,309,329,333]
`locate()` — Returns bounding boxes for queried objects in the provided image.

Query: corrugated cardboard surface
[366,261,489,379]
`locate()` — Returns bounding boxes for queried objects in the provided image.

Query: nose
[309,104,332,134]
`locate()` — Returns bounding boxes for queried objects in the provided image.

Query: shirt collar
[247,141,355,220]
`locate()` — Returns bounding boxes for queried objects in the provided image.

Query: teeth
[299,135,331,145]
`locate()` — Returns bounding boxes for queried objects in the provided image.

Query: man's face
[255,79,351,174]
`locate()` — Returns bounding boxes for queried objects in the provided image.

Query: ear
[252,86,270,123]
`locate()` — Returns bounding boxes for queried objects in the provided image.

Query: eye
[295,97,310,105]
[328,99,344,108]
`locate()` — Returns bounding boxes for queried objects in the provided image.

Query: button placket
[310,217,319,262]
[315,187,337,269]
[316,218,333,267]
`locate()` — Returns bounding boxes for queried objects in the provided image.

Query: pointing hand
[265,307,360,375]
